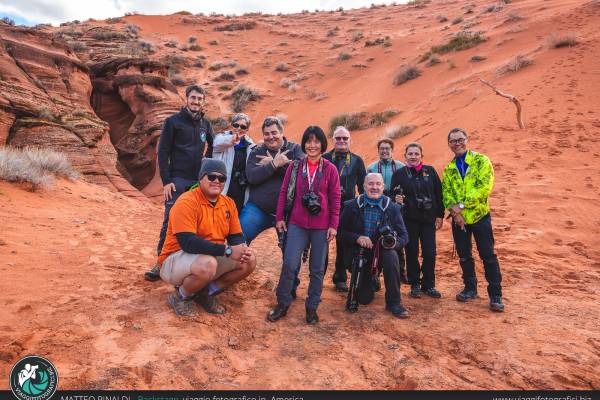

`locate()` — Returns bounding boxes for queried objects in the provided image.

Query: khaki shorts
[159,250,238,286]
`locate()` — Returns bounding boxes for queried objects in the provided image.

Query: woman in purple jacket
[267,126,341,324]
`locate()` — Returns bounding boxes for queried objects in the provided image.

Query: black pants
[357,249,402,307]
[451,213,502,297]
[405,219,437,289]
[332,235,348,284]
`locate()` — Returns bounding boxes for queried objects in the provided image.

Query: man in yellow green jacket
[442,128,504,312]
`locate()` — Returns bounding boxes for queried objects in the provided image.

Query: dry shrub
[425,55,441,66]
[0,146,78,190]
[497,55,533,74]
[235,67,249,76]
[470,55,486,62]
[384,124,416,139]
[214,72,235,81]
[209,61,225,71]
[279,78,292,88]
[393,65,421,85]
[338,52,352,61]
[420,31,486,61]
[452,16,464,25]
[328,112,367,135]
[275,62,290,72]
[231,85,261,112]
[369,109,400,127]
[352,31,364,42]
[546,33,578,48]
[287,82,299,92]
[214,21,257,31]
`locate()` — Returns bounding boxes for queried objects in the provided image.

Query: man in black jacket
[145,85,214,281]
[339,173,409,318]
[240,116,303,244]
[323,126,367,292]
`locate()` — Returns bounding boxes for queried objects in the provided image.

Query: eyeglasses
[448,138,466,145]
[205,174,227,183]
[232,123,248,130]
[334,137,349,142]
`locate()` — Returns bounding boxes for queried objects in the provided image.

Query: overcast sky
[0,0,401,26]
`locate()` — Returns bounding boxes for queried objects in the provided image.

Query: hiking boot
[144,264,161,282]
[193,291,226,315]
[423,287,442,299]
[456,288,478,302]
[490,296,505,312]
[306,307,319,325]
[168,290,197,317]
[386,304,409,319]
[410,284,421,298]
[267,304,289,322]
[335,281,349,292]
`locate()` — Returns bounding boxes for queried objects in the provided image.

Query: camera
[233,171,248,187]
[301,191,322,215]
[416,195,433,210]
[378,225,398,249]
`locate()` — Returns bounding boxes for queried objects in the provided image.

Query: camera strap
[302,158,323,192]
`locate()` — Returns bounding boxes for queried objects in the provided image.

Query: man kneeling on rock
[158,159,256,317]
[338,173,410,319]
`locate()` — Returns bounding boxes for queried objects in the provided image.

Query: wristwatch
[224,246,233,257]
[458,203,464,210]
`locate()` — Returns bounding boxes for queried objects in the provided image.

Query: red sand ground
[1,0,600,390]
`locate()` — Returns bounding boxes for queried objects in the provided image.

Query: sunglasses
[334,137,349,142]
[232,123,248,130]
[204,173,227,183]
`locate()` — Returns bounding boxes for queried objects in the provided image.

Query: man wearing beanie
[158,159,256,317]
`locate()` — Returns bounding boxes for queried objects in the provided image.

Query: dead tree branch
[480,78,524,129]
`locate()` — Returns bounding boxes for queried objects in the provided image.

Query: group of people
[144,84,504,323]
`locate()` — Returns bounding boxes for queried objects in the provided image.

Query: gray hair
[364,172,384,183]
[333,126,350,137]
[231,113,251,127]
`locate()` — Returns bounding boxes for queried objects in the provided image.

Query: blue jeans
[276,224,328,309]
[240,202,302,289]
[239,202,276,244]
[156,177,195,256]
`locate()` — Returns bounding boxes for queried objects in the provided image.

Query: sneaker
[410,284,421,298]
[168,290,197,317]
[144,264,161,282]
[335,281,349,292]
[306,307,319,324]
[456,288,478,302]
[193,290,226,314]
[423,287,442,298]
[267,304,289,322]
[490,296,505,312]
[386,304,409,319]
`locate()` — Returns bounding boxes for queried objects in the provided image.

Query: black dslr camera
[301,191,322,215]
[378,225,398,250]
[416,195,433,210]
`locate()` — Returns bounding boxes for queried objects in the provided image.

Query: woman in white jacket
[212,113,254,212]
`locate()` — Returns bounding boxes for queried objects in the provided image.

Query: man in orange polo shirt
[159,159,256,317]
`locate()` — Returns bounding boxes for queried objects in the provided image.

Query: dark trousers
[359,249,402,307]
[332,236,348,284]
[156,177,195,256]
[405,219,437,289]
[451,213,502,297]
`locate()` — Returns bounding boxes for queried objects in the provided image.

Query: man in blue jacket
[145,84,214,281]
